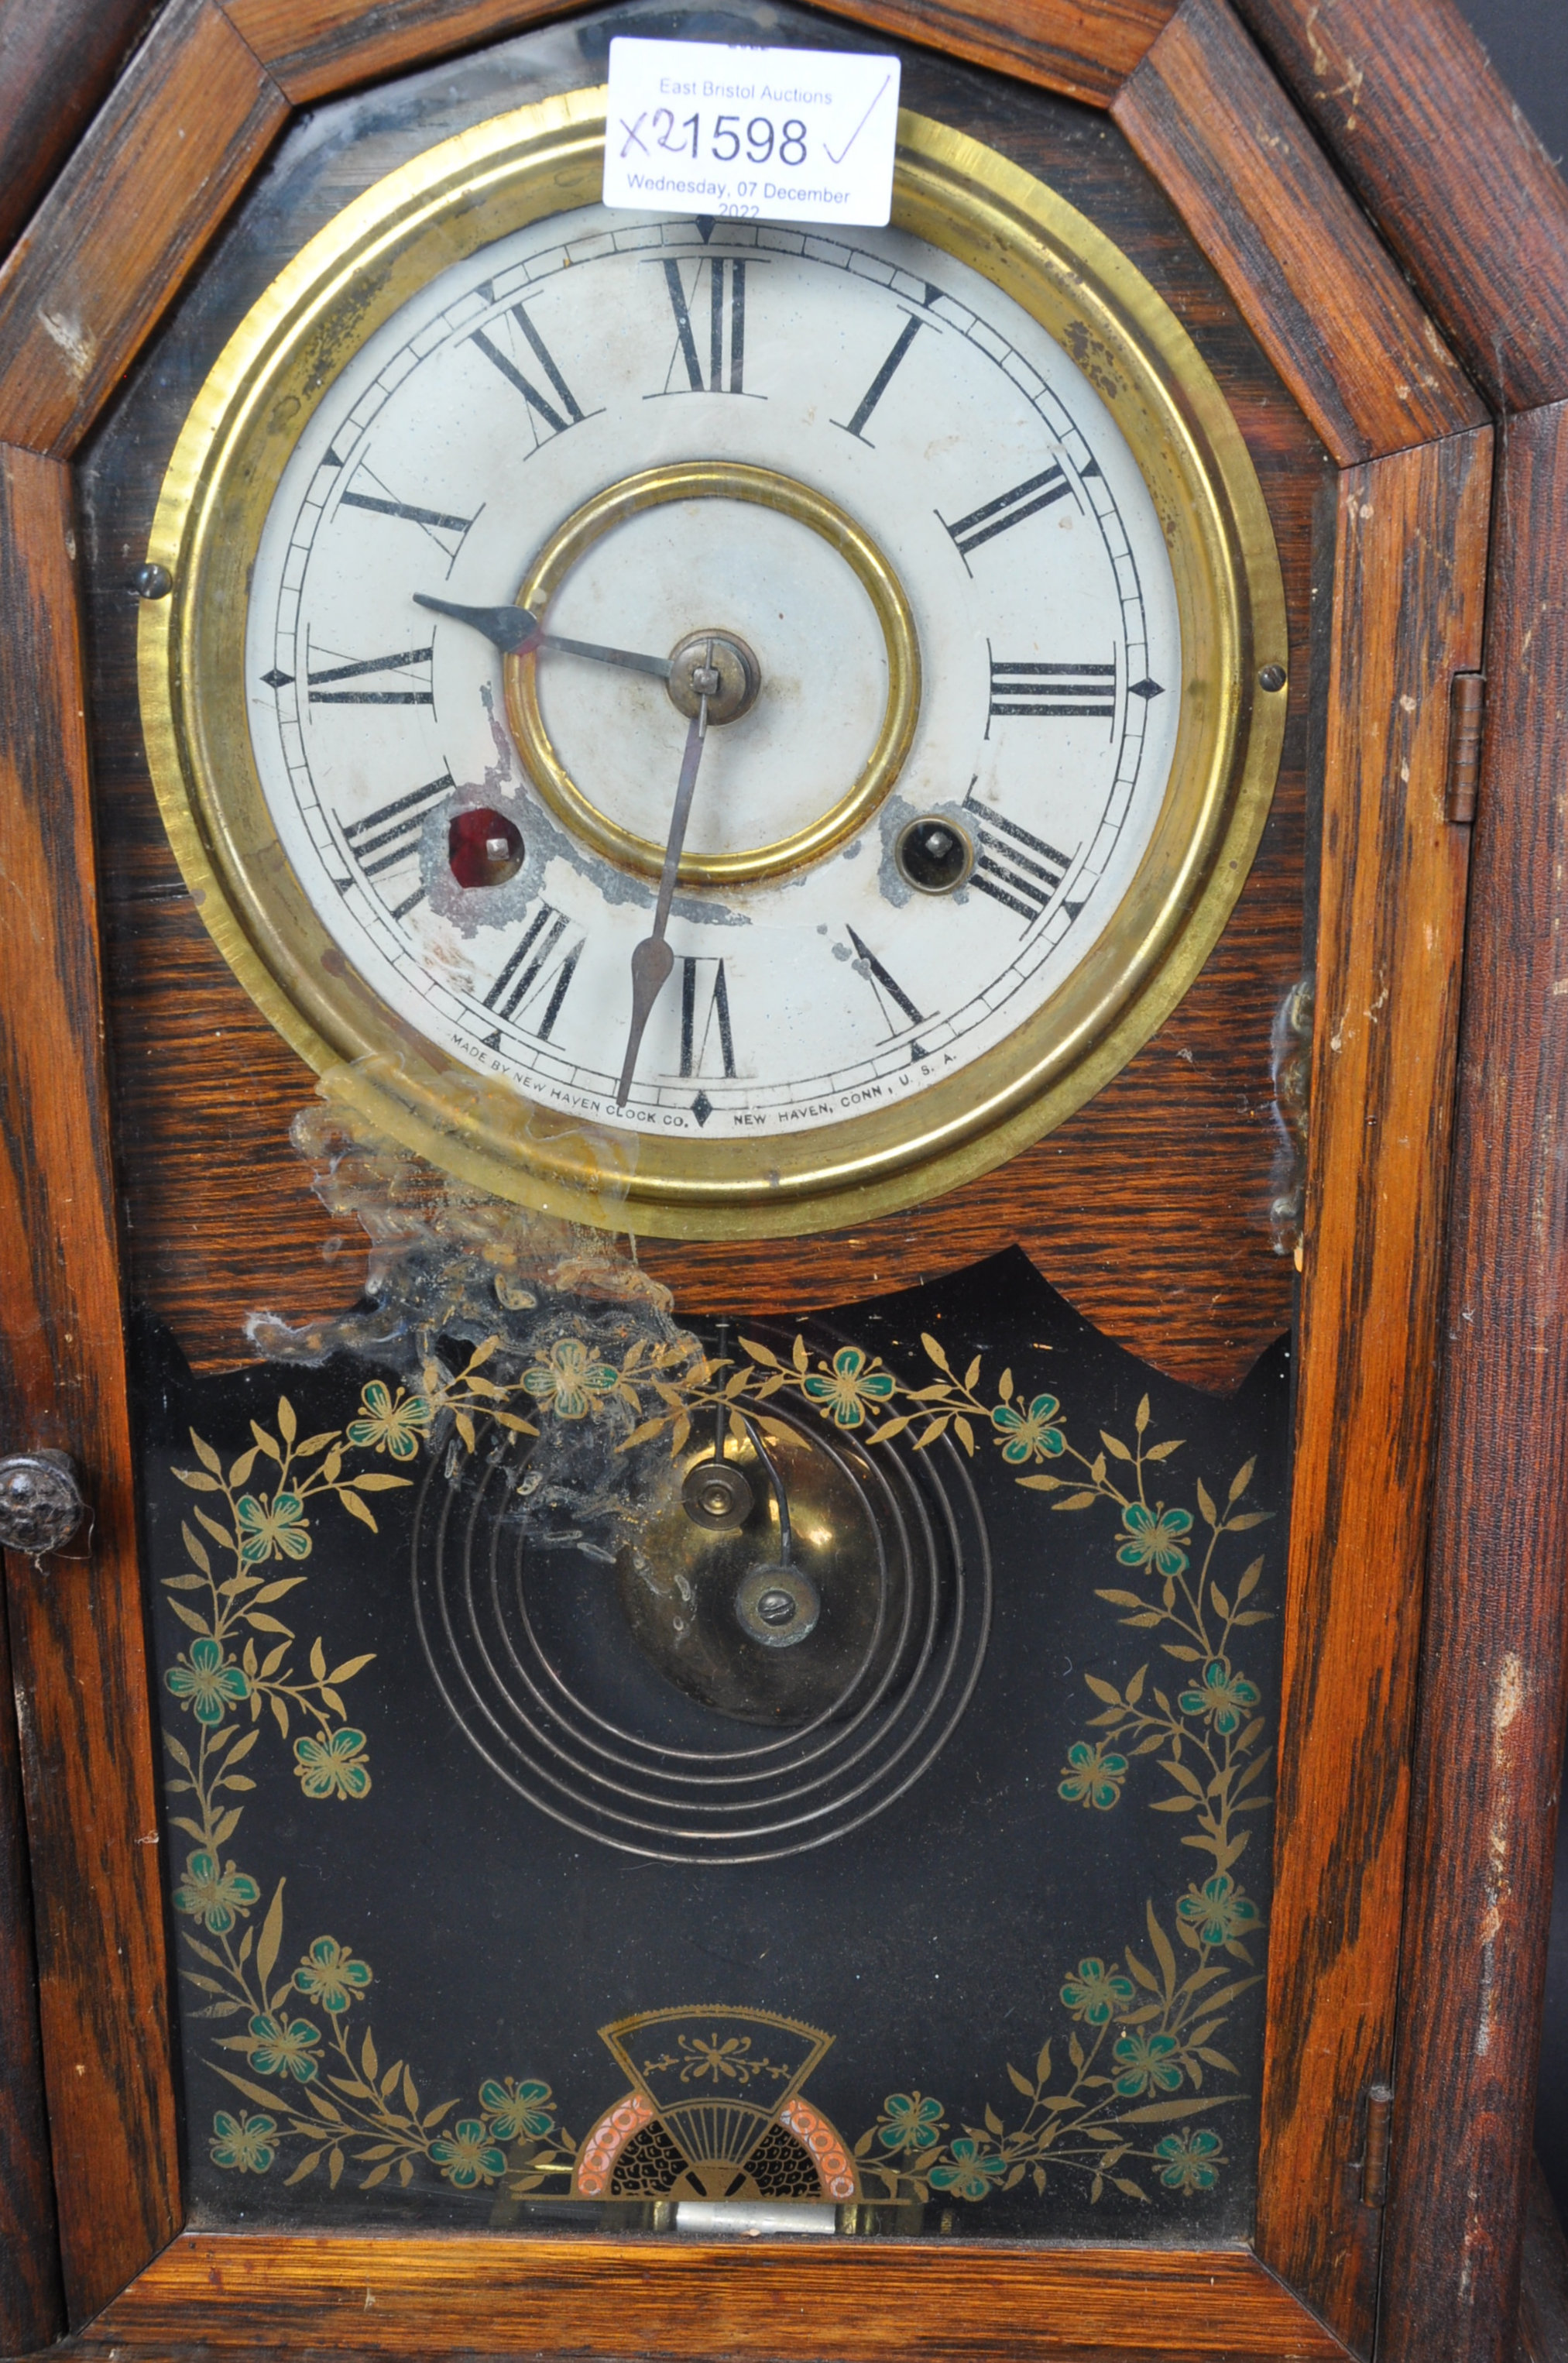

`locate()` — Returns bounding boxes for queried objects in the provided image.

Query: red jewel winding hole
[449,806,523,888]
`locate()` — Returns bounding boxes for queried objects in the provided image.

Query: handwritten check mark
[824,72,892,167]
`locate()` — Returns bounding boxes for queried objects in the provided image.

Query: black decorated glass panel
[138,1244,1288,2241]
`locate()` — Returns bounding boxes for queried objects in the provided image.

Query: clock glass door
[79,0,1319,2255]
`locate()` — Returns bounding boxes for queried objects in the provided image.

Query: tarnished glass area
[139,1123,1288,2241]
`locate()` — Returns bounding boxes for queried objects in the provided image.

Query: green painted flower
[1111,2029,1183,2097]
[248,2012,321,2082]
[430,2117,506,2187]
[172,1849,259,1935]
[1116,1501,1193,1577]
[293,1728,371,1801]
[479,2078,554,2141]
[801,1346,896,1430]
[209,2111,276,2173]
[1155,2128,1223,2193]
[1059,1957,1136,2025]
[990,1393,1065,1464]
[1179,1659,1261,1736]
[1058,1740,1128,1811]
[523,1337,618,1419]
[235,1489,311,1564]
[1177,1872,1261,1947]
[347,1379,431,1459]
[876,2092,946,2153]
[292,1935,372,2014]
[165,1636,249,1727]
[928,2137,1006,2201]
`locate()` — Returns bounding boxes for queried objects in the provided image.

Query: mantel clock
[1,4,1564,2363]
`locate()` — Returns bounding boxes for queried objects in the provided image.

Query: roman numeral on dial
[657,259,747,394]
[962,790,1075,928]
[679,957,736,1077]
[833,311,928,444]
[482,903,584,1039]
[337,461,475,560]
[940,464,1072,562]
[470,300,591,449]
[307,646,433,705]
[988,655,1118,725]
[337,771,452,919]
[846,926,927,1056]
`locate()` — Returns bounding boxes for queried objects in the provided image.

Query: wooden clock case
[1,2,1566,2359]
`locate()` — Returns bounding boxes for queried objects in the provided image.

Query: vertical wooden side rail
[1210,5,1568,2352]
[1255,429,1491,2354]
[0,444,182,2324]
[1380,401,1568,2363]
[0,1600,65,2353]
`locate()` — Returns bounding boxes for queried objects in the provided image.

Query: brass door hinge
[1445,672,1486,823]
[1360,2082,1395,2207]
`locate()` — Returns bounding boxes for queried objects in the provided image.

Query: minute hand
[616,694,710,1107]
[412,592,671,679]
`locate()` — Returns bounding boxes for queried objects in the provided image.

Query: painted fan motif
[576,2007,856,2202]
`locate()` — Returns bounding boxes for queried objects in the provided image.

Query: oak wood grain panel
[218,0,592,104]
[218,0,1177,108]
[1254,427,1491,2352]
[0,0,286,459]
[0,0,163,259]
[81,2231,1349,2358]
[1230,0,1568,417]
[1113,0,1485,465]
[1378,400,1568,2363]
[93,866,1306,1389]
[83,36,1321,1392]
[808,0,1178,112]
[0,445,181,2324]
[0,1595,65,2355]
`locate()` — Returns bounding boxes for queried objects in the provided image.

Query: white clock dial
[245,201,1181,1144]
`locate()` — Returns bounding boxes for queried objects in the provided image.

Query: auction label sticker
[604,39,901,227]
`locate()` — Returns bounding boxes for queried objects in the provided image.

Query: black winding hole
[895,816,973,895]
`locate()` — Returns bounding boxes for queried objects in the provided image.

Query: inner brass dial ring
[502,460,921,886]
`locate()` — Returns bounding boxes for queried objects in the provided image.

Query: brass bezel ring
[503,461,920,886]
[139,91,1288,1241]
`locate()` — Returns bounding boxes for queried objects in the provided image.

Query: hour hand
[413,592,542,654]
[413,592,672,680]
